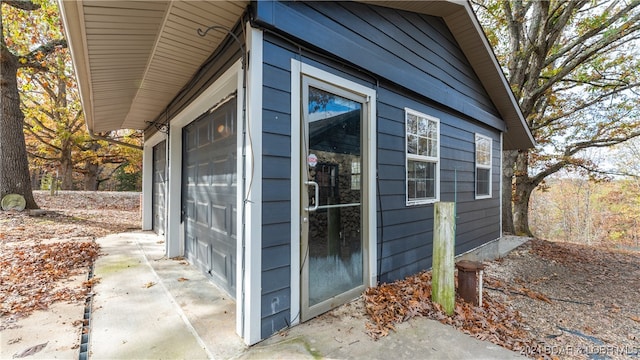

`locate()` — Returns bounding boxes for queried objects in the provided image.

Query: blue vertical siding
[257,1,503,339]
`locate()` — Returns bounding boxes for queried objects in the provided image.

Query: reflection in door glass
[306,86,363,306]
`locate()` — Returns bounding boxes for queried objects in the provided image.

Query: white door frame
[142,131,168,232]
[290,59,377,325]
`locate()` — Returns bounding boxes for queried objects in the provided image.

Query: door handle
[304,181,319,212]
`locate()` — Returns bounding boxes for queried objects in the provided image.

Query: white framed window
[405,108,440,205]
[475,133,492,199]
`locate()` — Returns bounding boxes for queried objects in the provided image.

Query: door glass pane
[306,86,363,307]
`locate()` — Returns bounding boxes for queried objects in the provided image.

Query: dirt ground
[484,239,640,359]
[1,191,639,359]
[0,191,141,359]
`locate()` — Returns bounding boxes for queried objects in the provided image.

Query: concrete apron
[91,232,527,360]
[91,232,246,359]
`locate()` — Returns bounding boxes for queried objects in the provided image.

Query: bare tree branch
[1,0,40,11]
[18,39,68,70]
[531,82,640,131]
[23,125,62,152]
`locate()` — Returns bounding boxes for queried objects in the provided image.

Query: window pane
[418,117,429,136]
[418,137,429,157]
[408,160,436,201]
[407,135,418,154]
[476,136,491,166]
[427,120,438,157]
[476,168,490,196]
[416,179,426,199]
[428,121,437,139]
[407,179,416,199]
[407,114,417,134]
[428,138,437,157]
[426,179,435,198]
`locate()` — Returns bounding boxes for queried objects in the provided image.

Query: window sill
[406,198,439,206]
[475,195,492,200]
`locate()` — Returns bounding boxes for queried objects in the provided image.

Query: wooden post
[432,202,455,315]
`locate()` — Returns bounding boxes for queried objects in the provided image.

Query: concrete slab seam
[134,237,215,359]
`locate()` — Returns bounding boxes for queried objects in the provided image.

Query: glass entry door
[301,76,367,320]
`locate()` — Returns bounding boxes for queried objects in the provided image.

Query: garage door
[182,96,237,297]
[152,140,166,235]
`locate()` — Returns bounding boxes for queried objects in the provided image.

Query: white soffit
[61,0,248,132]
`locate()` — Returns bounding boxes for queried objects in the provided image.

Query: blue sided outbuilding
[60,0,534,345]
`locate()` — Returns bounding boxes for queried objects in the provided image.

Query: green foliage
[114,163,141,192]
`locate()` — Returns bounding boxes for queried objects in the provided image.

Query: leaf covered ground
[364,239,640,359]
[2,191,638,359]
[363,270,541,356]
[0,191,140,329]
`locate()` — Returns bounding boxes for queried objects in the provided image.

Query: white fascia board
[58,0,95,132]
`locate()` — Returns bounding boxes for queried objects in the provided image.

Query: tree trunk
[0,46,38,209]
[59,145,74,190]
[83,161,99,191]
[513,150,534,236]
[513,183,535,236]
[501,150,518,234]
[31,167,43,190]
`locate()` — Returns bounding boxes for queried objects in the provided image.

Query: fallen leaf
[177,277,189,282]
[143,282,156,288]
[13,342,48,358]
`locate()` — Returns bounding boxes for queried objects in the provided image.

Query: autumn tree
[22,49,82,189]
[5,0,142,192]
[473,0,640,236]
[0,0,66,208]
[21,48,143,191]
[530,179,640,247]
[75,130,143,191]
